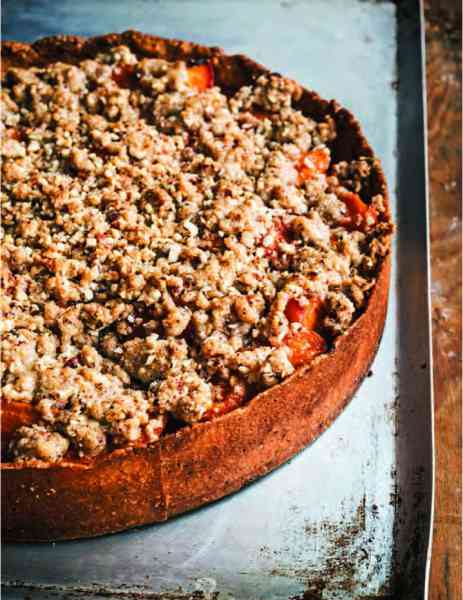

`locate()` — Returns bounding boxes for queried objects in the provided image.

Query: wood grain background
[424,0,462,598]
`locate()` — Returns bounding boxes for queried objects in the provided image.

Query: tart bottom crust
[1,31,392,541]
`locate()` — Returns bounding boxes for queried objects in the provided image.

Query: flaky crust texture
[1,31,392,541]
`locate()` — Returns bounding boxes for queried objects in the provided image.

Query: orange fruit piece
[297,148,331,183]
[187,63,214,91]
[285,296,324,330]
[284,329,327,367]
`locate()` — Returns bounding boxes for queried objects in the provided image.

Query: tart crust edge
[1,31,392,541]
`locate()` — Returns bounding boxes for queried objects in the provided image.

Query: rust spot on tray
[265,496,395,598]
[5,583,221,599]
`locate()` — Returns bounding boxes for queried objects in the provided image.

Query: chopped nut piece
[10,425,70,463]
[157,367,213,423]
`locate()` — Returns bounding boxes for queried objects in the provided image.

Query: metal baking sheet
[1,0,433,598]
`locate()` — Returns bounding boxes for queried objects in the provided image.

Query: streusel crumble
[1,45,392,462]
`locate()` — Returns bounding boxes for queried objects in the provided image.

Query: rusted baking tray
[1,0,433,598]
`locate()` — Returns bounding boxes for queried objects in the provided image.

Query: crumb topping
[1,45,392,462]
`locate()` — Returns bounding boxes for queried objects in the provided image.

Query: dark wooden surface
[424,1,462,598]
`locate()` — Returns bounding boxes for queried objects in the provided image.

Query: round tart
[1,31,393,541]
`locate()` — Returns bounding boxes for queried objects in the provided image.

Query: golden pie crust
[1,31,391,541]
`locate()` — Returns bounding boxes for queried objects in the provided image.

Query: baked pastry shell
[1,31,392,541]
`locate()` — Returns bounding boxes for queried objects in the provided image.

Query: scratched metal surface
[1,0,433,598]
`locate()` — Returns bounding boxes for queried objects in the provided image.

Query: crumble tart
[1,32,392,540]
